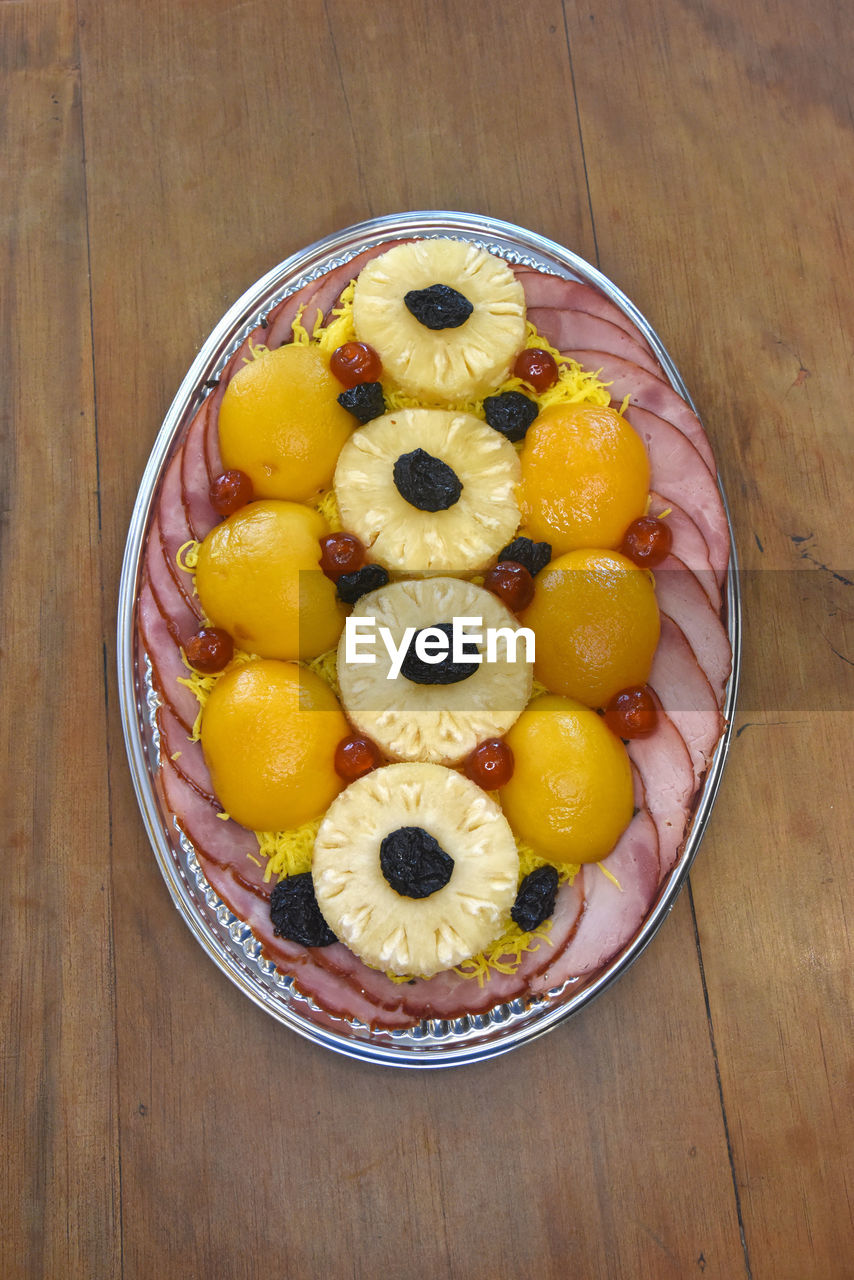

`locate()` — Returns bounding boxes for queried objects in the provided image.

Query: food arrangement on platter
[135,226,733,1041]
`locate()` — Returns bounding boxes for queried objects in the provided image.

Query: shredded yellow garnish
[597,862,623,891]
[316,281,357,353]
[453,919,554,987]
[289,304,313,346]
[314,489,342,530]
[177,539,200,572]
[257,816,323,882]
[242,338,270,364]
[308,647,340,696]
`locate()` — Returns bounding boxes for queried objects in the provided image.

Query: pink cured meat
[527,307,664,378]
[515,269,655,348]
[157,446,196,565]
[157,705,215,800]
[649,614,723,785]
[180,402,221,541]
[653,555,732,705]
[530,810,661,992]
[626,405,730,582]
[648,492,721,612]
[627,696,695,880]
[155,508,202,623]
[203,391,224,480]
[138,576,200,733]
[144,523,202,646]
[560,347,717,473]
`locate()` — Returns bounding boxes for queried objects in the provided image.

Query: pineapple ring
[352,239,526,402]
[336,577,533,766]
[334,408,521,573]
[312,763,519,977]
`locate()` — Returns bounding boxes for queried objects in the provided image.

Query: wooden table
[4,1,851,1275]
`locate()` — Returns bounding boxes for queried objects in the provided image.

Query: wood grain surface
[2,1,851,1277]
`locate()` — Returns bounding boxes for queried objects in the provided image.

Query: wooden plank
[0,3,119,1277]
[568,0,854,1274]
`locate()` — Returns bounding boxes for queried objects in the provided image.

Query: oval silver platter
[118,211,741,1068]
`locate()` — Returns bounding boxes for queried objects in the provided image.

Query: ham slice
[202,391,224,480]
[527,307,664,377]
[647,492,721,611]
[155,505,202,622]
[144,525,202,646]
[649,614,724,784]
[137,576,200,733]
[180,401,220,541]
[627,695,695,879]
[627,405,730,582]
[156,446,197,564]
[530,810,660,992]
[516,269,656,348]
[156,706,215,801]
[653,556,732,704]
[560,347,716,473]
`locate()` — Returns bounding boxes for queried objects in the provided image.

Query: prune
[496,536,552,577]
[336,563,390,604]
[400,622,479,685]
[393,448,463,511]
[337,381,386,424]
[380,826,454,899]
[511,865,560,932]
[483,390,539,442]
[404,283,473,330]
[270,873,337,947]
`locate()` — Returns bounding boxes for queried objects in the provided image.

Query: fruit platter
[118,212,740,1067]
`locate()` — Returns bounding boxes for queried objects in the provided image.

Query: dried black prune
[270,873,337,947]
[400,622,479,686]
[404,283,473,330]
[496,536,552,577]
[337,381,386,424]
[380,826,454,898]
[393,448,463,511]
[511,865,560,932]
[336,563,390,604]
[483,390,539,442]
